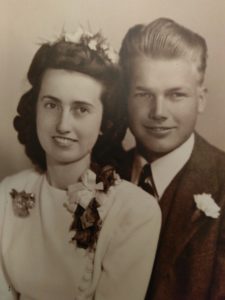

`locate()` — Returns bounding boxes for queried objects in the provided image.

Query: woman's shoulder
[0,168,42,192]
[112,179,161,219]
[114,179,157,202]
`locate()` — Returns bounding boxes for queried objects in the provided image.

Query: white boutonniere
[194,193,220,219]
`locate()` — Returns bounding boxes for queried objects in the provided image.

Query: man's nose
[56,109,71,134]
[149,96,167,121]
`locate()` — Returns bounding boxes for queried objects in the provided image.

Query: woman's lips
[52,136,77,147]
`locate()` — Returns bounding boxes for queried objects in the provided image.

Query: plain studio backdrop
[0,0,225,181]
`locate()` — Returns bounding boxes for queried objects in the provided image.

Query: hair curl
[14,39,126,171]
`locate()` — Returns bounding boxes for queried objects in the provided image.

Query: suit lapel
[159,134,220,263]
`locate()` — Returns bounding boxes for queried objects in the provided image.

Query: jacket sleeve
[0,179,18,300]
[209,189,225,299]
[94,188,161,300]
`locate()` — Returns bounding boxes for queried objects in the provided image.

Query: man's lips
[52,136,78,147]
[144,125,177,135]
[146,126,176,130]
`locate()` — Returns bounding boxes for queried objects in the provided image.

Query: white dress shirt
[131,134,195,200]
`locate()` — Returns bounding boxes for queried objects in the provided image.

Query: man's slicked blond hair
[119,18,207,84]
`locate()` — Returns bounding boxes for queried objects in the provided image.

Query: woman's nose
[56,109,71,133]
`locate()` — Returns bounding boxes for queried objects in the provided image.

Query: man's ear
[197,86,207,113]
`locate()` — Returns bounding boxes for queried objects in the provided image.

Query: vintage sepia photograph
[0,0,225,299]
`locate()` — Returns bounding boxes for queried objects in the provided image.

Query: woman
[0,28,161,300]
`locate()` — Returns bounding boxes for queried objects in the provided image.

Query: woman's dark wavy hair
[14,38,127,172]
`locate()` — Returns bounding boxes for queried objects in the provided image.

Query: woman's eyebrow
[41,95,61,102]
[41,96,94,108]
[71,100,93,106]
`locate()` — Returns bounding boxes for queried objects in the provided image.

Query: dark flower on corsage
[65,167,120,251]
[71,199,102,250]
[10,189,35,217]
[96,165,121,192]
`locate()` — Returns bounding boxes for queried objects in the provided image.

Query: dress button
[78,284,85,292]
[87,251,94,259]
[79,275,90,291]
[83,272,92,281]
[86,262,93,272]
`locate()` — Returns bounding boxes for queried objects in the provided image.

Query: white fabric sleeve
[94,191,161,300]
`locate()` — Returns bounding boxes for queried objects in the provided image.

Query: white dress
[0,169,161,300]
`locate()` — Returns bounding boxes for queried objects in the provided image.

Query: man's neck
[136,138,193,163]
[136,145,170,163]
[133,134,195,198]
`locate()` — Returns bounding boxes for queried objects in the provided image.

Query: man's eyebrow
[165,87,190,93]
[135,86,189,91]
[135,86,152,92]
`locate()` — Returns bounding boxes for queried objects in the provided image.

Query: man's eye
[171,92,187,99]
[135,92,153,99]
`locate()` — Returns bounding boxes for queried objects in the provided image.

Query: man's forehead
[129,56,201,85]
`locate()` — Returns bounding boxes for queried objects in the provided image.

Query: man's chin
[136,141,177,162]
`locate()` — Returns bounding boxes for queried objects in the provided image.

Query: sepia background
[1,0,225,180]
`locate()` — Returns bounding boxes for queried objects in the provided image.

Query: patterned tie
[138,164,159,199]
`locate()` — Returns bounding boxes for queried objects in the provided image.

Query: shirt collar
[132,134,195,199]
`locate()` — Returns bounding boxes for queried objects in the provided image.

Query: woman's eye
[78,106,88,113]
[73,106,89,115]
[44,102,57,109]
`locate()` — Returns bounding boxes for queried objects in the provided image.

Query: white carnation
[194,193,220,218]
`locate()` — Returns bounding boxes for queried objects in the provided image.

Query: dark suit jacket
[118,133,225,300]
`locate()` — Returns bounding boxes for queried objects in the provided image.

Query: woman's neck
[46,156,91,190]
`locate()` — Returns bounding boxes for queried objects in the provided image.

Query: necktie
[138,164,159,199]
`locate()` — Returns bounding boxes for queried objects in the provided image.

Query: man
[118,18,225,299]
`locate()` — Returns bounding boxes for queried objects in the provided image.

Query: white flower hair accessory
[194,193,220,219]
[48,27,118,64]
